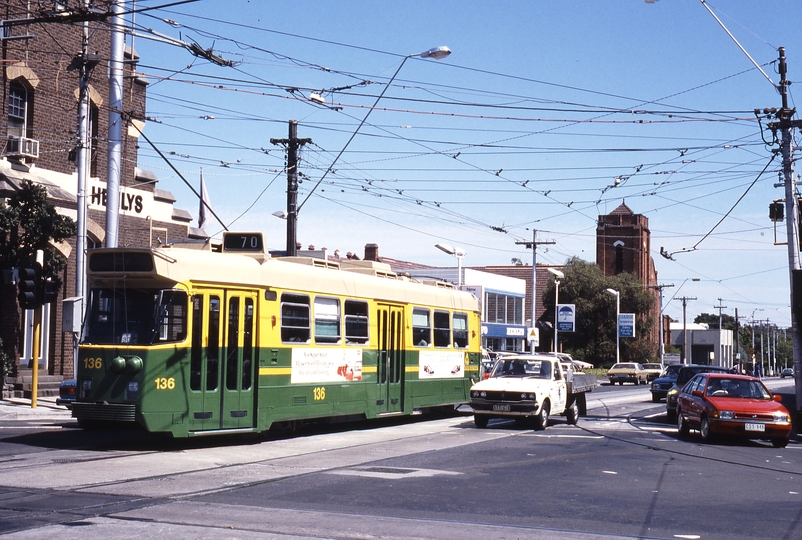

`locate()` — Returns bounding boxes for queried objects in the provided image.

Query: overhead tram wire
[136,14,772,243]
[124,112,229,232]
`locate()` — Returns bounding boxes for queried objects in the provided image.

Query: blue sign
[619,313,635,338]
[556,304,575,332]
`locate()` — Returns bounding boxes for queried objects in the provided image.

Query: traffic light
[17,264,41,310]
[41,277,59,304]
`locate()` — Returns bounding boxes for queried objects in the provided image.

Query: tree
[0,180,76,287]
[694,312,737,331]
[542,257,656,367]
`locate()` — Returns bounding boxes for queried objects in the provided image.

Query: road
[0,379,799,539]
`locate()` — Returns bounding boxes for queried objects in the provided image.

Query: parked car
[676,373,792,448]
[649,364,683,403]
[666,365,733,421]
[56,378,76,409]
[607,363,647,385]
[641,363,663,382]
[781,368,794,379]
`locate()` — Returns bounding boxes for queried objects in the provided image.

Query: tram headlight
[111,356,126,373]
[125,356,143,374]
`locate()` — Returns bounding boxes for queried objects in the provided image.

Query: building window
[8,80,33,139]
[89,102,99,176]
[485,292,524,325]
[615,241,624,274]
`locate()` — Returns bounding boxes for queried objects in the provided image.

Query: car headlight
[480,391,486,398]
[773,412,791,423]
[716,410,734,420]
[527,393,535,400]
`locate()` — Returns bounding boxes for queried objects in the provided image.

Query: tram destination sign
[223,232,265,253]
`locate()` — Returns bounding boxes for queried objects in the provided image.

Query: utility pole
[105,0,125,248]
[650,283,674,363]
[765,47,802,417]
[714,298,727,330]
[734,307,741,370]
[516,230,554,353]
[679,296,696,364]
[271,120,311,257]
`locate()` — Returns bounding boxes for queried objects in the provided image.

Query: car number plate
[493,404,511,412]
[745,423,765,432]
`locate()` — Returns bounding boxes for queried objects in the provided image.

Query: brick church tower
[596,202,660,352]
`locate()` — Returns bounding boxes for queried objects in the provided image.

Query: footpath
[0,396,73,424]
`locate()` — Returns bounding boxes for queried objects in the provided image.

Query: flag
[199,169,210,230]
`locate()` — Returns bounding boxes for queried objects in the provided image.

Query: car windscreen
[705,378,771,399]
[491,359,552,379]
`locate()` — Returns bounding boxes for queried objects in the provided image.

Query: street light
[606,288,620,364]
[548,268,564,352]
[296,45,451,222]
[435,243,466,287]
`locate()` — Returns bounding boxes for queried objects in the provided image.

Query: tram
[72,232,481,437]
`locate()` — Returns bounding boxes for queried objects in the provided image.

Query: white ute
[469,354,597,430]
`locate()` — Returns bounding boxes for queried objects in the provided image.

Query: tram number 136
[155,377,176,390]
[313,387,326,401]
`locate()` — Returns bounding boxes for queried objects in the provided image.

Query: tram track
[577,391,802,476]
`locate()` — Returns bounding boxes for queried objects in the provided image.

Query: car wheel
[652,394,660,403]
[534,401,550,430]
[772,438,789,448]
[565,401,579,425]
[474,415,489,429]
[677,409,690,436]
[618,381,623,386]
[700,416,715,443]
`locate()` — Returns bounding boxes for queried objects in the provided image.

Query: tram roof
[88,247,479,312]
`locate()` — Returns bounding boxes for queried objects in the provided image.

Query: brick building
[596,202,660,352]
[0,3,195,395]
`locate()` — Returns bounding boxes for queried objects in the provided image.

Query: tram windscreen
[82,288,187,345]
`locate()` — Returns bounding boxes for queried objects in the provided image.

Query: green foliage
[0,180,76,281]
[542,257,656,367]
[694,312,737,331]
[0,337,12,378]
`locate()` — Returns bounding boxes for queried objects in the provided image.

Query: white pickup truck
[469,354,597,430]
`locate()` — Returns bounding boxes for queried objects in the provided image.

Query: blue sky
[130,0,802,326]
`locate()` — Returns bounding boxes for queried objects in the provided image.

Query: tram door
[377,304,404,414]
[189,290,256,431]
[220,291,257,429]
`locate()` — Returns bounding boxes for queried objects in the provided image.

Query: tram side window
[344,300,369,344]
[207,296,221,391]
[226,297,240,391]
[314,297,341,344]
[190,296,203,391]
[242,299,253,390]
[433,311,450,348]
[412,308,431,347]
[453,312,469,348]
[281,293,310,343]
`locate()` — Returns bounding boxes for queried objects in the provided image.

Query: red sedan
[676,373,792,448]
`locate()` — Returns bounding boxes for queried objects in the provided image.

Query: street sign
[619,313,635,338]
[526,327,539,345]
[556,304,575,332]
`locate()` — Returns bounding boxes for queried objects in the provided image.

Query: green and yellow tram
[72,232,481,437]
